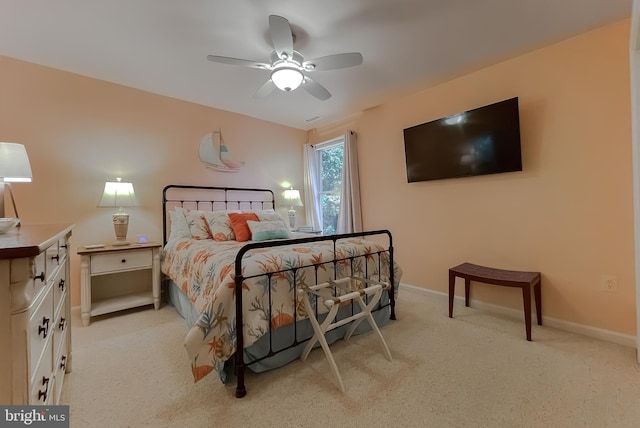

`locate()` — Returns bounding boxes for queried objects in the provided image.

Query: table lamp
[97,177,138,245]
[283,187,303,229]
[0,142,33,227]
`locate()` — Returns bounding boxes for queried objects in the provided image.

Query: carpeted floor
[65,288,640,427]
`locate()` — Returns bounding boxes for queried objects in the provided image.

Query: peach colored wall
[314,19,636,335]
[0,56,308,307]
[1,19,634,336]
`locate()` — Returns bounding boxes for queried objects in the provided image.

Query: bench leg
[522,285,532,341]
[464,279,470,307]
[534,280,542,326]
[448,271,455,318]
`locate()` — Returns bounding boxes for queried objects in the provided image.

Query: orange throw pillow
[228,212,259,242]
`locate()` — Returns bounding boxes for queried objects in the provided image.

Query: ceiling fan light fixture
[271,67,304,92]
[207,16,362,100]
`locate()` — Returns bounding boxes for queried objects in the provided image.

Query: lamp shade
[271,67,304,92]
[97,178,138,208]
[283,188,303,207]
[0,143,32,182]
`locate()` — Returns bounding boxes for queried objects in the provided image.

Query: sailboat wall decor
[198,130,245,172]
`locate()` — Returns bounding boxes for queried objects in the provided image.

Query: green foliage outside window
[319,144,343,234]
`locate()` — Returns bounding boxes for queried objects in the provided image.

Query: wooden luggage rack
[298,276,393,392]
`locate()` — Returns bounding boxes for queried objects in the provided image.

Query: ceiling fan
[206,15,363,101]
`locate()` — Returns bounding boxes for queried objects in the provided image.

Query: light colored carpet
[65,288,640,428]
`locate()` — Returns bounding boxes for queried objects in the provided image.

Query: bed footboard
[233,230,396,398]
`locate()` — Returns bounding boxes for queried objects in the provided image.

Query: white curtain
[337,130,363,233]
[303,144,322,231]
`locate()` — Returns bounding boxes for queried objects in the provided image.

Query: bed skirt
[165,279,392,376]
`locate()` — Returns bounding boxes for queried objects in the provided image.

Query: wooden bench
[448,262,542,341]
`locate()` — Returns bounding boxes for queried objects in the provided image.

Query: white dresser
[0,224,73,405]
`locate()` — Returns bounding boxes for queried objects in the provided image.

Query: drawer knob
[34,272,45,282]
[58,278,65,291]
[121,259,127,263]
[60,355,67,370]
[38,376,50,402]
[59,318,66,330]
[51,254,60,262]
[38,317,50,339]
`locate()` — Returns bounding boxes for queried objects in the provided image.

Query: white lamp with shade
[283,187,303,229]
[97,177,138,246]
[0,142,33,231]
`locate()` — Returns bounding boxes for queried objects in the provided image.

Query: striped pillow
[246,220,291,242]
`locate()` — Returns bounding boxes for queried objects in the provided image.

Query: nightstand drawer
[91,250,152,275]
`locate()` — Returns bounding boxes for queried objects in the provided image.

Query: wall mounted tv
[403,97,522,183]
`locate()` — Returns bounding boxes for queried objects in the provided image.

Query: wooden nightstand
[78,242,161,326]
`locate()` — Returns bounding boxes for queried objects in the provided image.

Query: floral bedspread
[161,236,400,383]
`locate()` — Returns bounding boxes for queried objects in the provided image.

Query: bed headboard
[162,185,275,244]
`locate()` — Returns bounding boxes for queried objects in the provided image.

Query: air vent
[305,115,322,123]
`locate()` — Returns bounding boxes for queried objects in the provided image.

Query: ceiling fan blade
[207,55,269,70]
[303,52,363,71]
[269,15,294,60]
[253,79,276,98]
[302,77,331,101]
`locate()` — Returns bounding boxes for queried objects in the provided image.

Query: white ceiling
[0,0,632,130]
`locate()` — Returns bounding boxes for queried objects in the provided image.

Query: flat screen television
[403,97,522,183]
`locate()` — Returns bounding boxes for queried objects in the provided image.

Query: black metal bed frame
[162,184,396,398]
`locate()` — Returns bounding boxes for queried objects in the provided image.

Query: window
[316,138,344,234]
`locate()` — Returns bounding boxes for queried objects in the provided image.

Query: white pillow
[168,207,191,240]
[246,210,291,232]
[247,220,291,242]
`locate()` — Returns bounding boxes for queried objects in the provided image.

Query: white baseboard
[72,285,637,349]
[399,283,637,348]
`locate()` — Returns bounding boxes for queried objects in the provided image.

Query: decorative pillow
[184,210,212,240]
[246,210,291,232]
[182,209,241,241]
[228,212,260,242]
[168,207,191,240]
[201,211,237,241]
[247,220,291,242]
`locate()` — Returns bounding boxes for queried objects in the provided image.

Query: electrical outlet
[600,274,618,292]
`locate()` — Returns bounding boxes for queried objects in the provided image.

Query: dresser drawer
[29,285,53,379]
[30,338,53,405]
[53,297,68,360]
[33,252,46,285]
[9,258,47,313]
[45,243,60,282]
[52,264,67,315]
[91,250,152,275]
[24,252,48,307]
[58,237,68,261]
[52,329,69,405]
